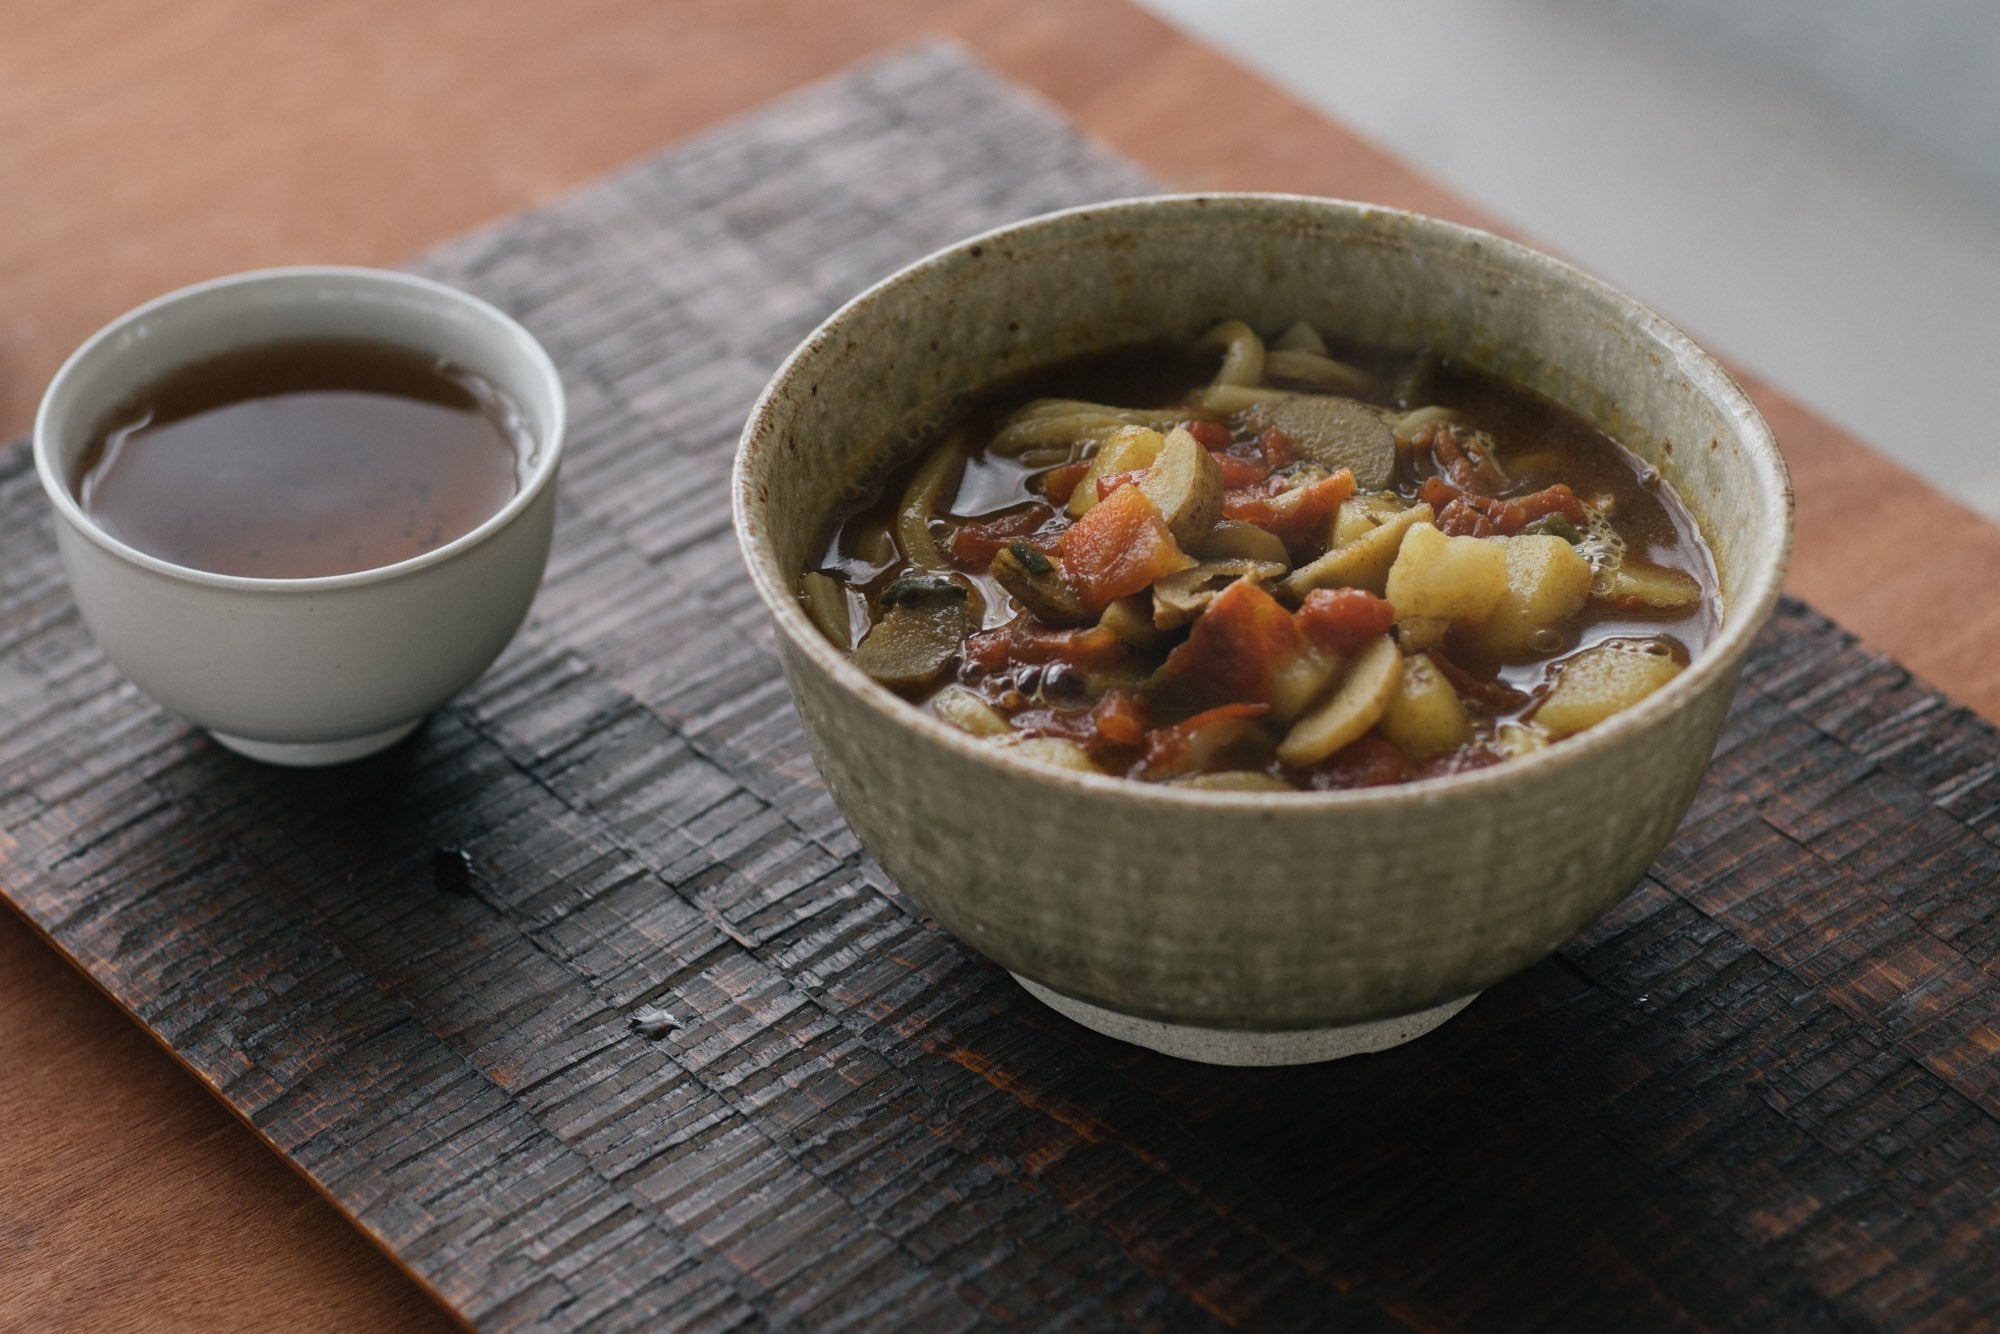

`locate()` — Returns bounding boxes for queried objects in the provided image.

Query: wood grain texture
[3,45,1997,1329]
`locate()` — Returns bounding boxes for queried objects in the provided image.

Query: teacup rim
[32,264,567,593]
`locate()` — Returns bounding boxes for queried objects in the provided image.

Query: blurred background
[1132,0,2000,517]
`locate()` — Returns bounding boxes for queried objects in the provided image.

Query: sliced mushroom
[850,578,970,689]
[1252,394,1397,490]
[1151,558,1288,630]
[1137,425,1225,548]
[1275,633,1402,768]
[990,541,1092,626]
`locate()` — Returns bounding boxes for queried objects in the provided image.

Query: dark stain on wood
[1,45,1995,1333]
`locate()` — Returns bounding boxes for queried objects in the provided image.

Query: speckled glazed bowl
[733,194,1792,1064]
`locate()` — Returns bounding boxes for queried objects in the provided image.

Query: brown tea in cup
[76,336,532,579]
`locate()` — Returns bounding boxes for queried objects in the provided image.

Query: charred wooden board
[2,44,1995,1332]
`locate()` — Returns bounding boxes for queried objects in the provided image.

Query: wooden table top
[4,2,1994,1328]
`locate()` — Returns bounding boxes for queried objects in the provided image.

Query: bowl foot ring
[207,719,422,767]
[1012,974,1478,1066]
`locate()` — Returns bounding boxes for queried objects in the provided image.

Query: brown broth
[808,335,1721,789]
[76,337,529,579]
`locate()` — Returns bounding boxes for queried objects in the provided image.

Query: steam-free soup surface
[78,337,527,579]
[803,320,1718,791]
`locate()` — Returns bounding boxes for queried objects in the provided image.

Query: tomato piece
[1296,587,1397,649]
[1258,427,1296,468]
[1436,497,1500,538]
[1417,475,1459,511]
[1221,490,1279,527]
[1515,482,1589,528]
[1007,620,1126,671]
[1094,470,1144,501]
[1186,420,1234,449]
[1058,483,1193,610]
[962,627,1012,676]
[1409,422,1508,495]
[1089,689,1149,747]
[1214,451,1272,488]
[947,505,1060,567]
[1150,578,1302,709]
[1039,460,1091,506]
[1264,470,1356,538]
[1220,469,1355,536]
[1424,478,1587,538]
[1140,702,1271,776]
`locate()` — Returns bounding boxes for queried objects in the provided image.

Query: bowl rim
[732,191,1795,811]
[32,264,567,593]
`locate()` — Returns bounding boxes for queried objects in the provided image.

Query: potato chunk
[1533,640,1682,738]
[1383,522,1508,625]
[1170,771,1294,792]
[1137,425,1225,547]
[1276,633,1401,767]
[999,736,1103,773]
[1099,594,1166,649]
[1379,653,1470,759]
[1457,533,1594,659]
[1067,425,1164,518]
[1331,493,1412,547]
[1596,561,1703,612]
[1283,501,1433,599]
[1492,720,1551,758]
[932,685,1010,736]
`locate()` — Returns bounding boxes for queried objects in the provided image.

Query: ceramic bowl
[34,267,564,766]
[733,194,1792,1064]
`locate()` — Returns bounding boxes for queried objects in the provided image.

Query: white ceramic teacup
[33,266,565,766]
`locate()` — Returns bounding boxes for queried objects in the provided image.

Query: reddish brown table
[4,3,1996,1328]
